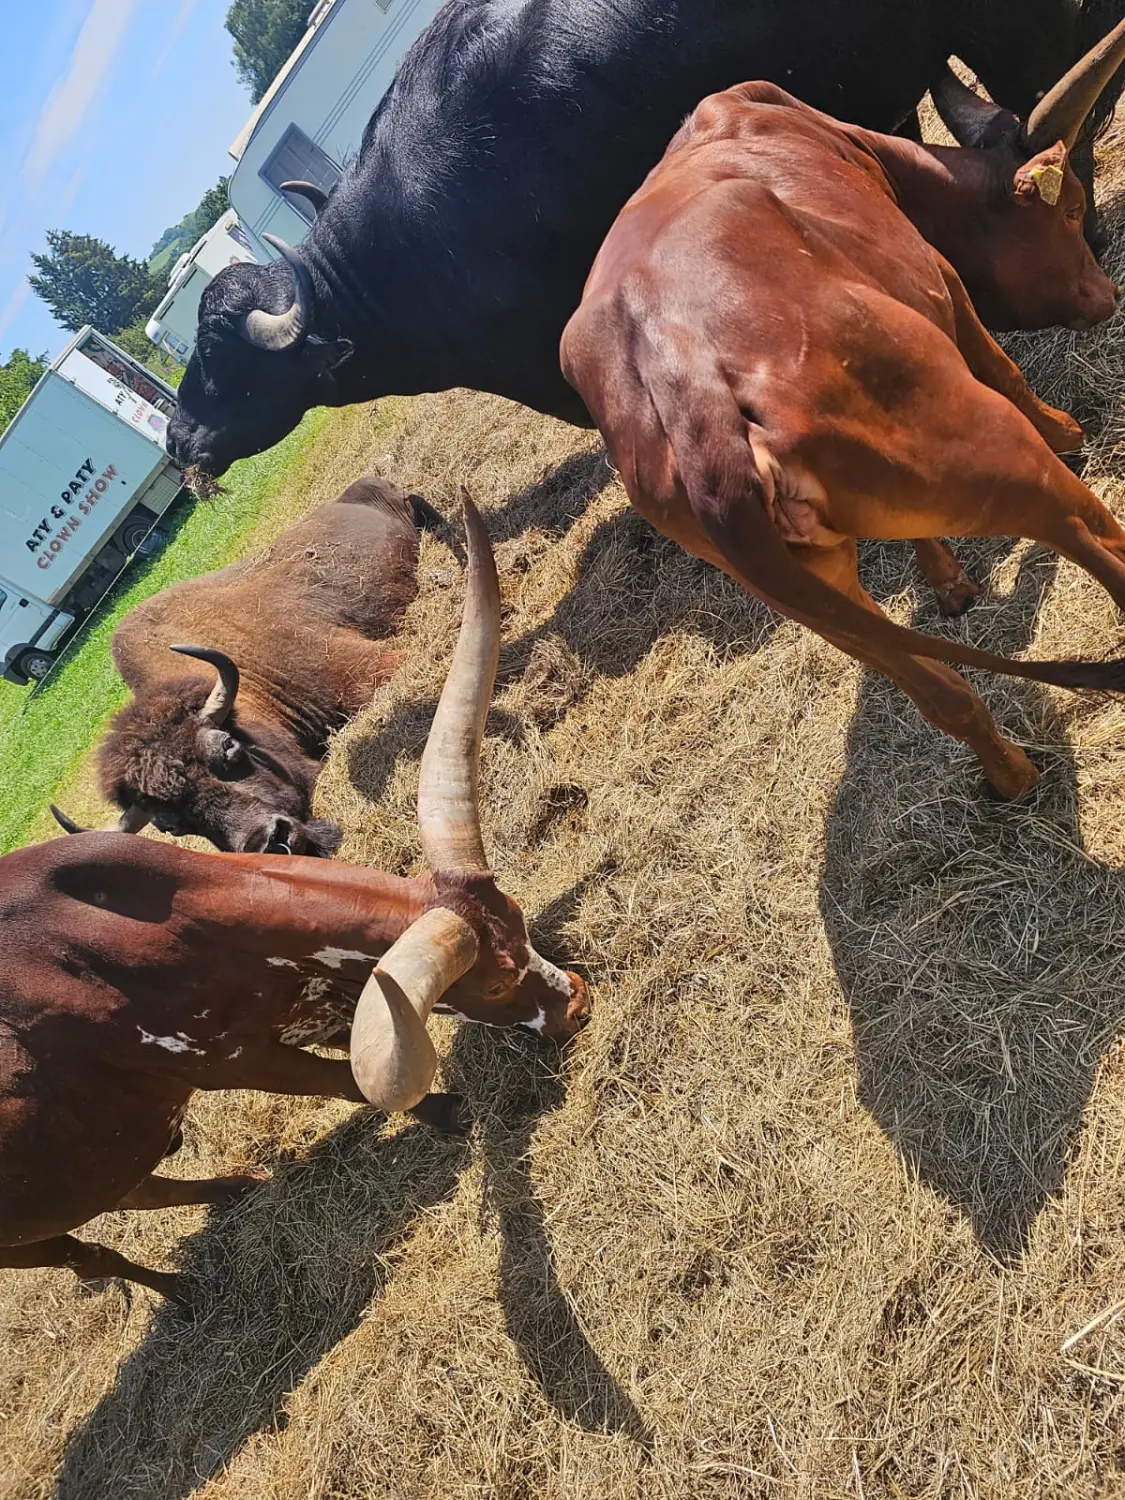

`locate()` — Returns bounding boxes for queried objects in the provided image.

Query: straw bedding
[7,131,1125,1500]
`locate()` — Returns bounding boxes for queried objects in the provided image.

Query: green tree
[191,177,230,237]
[0,348,48,431]
[226,0,313,102]
[28,231,165,335]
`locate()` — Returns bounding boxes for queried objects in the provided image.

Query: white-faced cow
[67,475,447,857]
[166,0,1125,487]
[5,500,589,1304]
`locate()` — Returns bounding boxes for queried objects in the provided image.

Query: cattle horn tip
[50,804,86,835]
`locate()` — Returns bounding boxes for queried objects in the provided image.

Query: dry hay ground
[14,156,1125,1500]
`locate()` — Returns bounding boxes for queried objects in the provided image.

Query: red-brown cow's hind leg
[0,1236,185,1302]
[116,1172,265,1211]
[797,541,1040,798]
[911,538,982,617]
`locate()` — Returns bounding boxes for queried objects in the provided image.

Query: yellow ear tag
[1028,163,1064,206]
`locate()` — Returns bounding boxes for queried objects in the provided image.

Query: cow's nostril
[266,818,293,854]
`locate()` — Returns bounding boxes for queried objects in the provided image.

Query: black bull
[168,0,1125,481]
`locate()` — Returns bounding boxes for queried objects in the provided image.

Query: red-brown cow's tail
[644,354,1125,692]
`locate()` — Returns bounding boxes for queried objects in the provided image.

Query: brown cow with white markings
[2,500,588,1305]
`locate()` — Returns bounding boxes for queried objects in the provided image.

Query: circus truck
[0,328,183,685]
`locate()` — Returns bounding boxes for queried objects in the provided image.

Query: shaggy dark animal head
[167,248,353,487]
[97,676,342,858]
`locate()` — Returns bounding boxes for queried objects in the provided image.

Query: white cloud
[22,0,143,184]
[152,0,201,80]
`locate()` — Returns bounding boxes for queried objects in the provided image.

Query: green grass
[0,409,334,854]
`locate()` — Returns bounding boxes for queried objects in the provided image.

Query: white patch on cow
[310,947,378,970]
[228,1047,243,1059]
[137,1028,206,1056]
[521,946,574,996]
[266,957,300,970]
[523,1009,549,1035]
[278,978,353,1046]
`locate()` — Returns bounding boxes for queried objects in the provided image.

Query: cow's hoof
[934,571,982,617]
[210,1170,270,1205]
[410,1092,470,1136]
[982,758,1040,802]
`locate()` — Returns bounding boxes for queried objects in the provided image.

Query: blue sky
[0,0,254,363]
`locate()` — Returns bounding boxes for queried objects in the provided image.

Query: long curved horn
[416,493,500,873]
[1025,17,1125,151]
[931,68,1016,149]
[349,905,479,1109]
[279,179,328,216]
[50,803,151,835]
[237,235,314,352]
[170,644,240,726]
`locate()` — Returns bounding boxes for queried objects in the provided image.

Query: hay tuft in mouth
[183,465,226,501]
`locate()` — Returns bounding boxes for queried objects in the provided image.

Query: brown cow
[72,473,451,857]
[561,26,1125,802]
[3,500,588,1304]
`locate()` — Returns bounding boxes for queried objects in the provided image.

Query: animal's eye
[1066,207,1084,225]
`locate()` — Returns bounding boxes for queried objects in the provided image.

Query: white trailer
[0,328,183,685]
[145,210,258,363]
[226,0,446,259]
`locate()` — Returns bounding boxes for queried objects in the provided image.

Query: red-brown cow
[561,25,1125,800]
[1,501,588,1304]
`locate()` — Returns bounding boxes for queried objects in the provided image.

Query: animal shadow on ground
[452,871,651,1444]
[486,446,619,545]
[821,534,1125,1260]
[53,869,635,1499]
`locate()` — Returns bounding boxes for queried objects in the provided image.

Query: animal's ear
[1013,141,1069,206]
[308,336,354,388]
[198,726,245,769]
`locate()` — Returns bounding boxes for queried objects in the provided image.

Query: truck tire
[117,515,155,555]
[17,648,54,683]
[136,525,168,558]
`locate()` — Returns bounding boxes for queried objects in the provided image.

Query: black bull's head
[54,643,342,857]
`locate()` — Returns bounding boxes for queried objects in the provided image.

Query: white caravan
[145,210,258,363]
[227,0,445,259]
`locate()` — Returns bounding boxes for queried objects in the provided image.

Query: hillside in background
[148,177,231,278]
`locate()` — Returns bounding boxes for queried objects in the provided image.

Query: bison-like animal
[167,0,1125,486]
[9,500,589,1303]
[91,474,439,856]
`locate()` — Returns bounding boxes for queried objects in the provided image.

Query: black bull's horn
[237,235,314,353]
[1025,16,1125,153]
[169,643,240,726]
[933,16,1125,161]
[280,179,329,215]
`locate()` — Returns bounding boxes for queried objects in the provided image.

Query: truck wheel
[117,516,154,555]
[17,648,54,682]
[136,525,168,558]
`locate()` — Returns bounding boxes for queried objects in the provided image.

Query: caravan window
[260,126,343,222]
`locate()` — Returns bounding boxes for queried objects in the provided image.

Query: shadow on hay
[821,534,1125,1260]
[53,870,642,1500]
